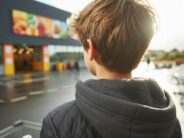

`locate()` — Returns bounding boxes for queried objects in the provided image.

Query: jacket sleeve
[171,119,182,138]
[40,113,59,138]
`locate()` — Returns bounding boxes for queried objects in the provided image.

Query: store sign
[5,58,13,64]
[5,46,12,54]
[44,57,49,63]
[42,46,49,63]
[3,44,15,76]
[12,9,69,39]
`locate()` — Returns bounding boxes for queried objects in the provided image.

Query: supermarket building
[0,0,81,76]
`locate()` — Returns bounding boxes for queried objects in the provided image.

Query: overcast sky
[35,0,184,51]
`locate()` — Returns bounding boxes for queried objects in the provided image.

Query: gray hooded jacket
[40,79,182,138]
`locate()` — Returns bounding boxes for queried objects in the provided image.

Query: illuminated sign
[12,9,69,39]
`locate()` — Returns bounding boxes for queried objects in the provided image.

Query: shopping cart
[0,120,41,138]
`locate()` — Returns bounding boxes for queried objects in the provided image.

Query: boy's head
[68,0,156,75]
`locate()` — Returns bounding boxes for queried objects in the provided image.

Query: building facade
[0,0,80,75]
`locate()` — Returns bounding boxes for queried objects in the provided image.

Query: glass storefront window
[0,45,4,75]
[0,45,3,64]
[48,45,84,64]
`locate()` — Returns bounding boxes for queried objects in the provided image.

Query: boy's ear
[87,39,97,61]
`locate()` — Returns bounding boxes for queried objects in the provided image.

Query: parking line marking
[29,90,45,96]
[11,96,27,103]
[47,88,58,93]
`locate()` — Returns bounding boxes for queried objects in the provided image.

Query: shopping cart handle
[22,134,32,138]
[13,120,23,127]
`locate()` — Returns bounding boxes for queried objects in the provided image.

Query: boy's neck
[95,65,132,80]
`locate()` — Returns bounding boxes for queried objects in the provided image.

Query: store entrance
[14,45,35,73]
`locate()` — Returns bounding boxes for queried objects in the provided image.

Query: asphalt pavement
[0,69,93,130]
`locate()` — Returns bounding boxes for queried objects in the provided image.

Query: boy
[41,0,182,137]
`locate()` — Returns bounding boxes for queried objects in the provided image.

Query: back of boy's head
[68,0,157,74]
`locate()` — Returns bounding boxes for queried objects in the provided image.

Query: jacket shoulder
[40,101,80,138]
[49,100,78,122]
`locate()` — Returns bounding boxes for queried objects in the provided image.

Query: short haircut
[68,0,157,73]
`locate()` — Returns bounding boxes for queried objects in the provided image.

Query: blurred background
[0,0,183,137]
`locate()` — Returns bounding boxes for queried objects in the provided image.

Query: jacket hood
[75,78,176,138]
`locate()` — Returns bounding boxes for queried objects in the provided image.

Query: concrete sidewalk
[0,72,50,84]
